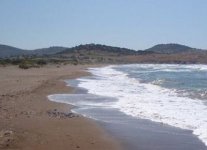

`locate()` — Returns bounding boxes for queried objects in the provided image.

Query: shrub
[11,59,23,65]
[19,63,30,69]
[36,59,47,65]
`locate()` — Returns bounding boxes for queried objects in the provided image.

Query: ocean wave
[122,64,207,72]
[78,65,207,146]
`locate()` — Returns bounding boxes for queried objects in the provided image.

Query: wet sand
[0,65,121,150]
[49,78,207,150]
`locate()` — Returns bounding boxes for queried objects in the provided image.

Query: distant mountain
[0,44,28,58]
[1,43,207,64]
[59,44,136,55]
[1,43,205,58]
[145,44,202,54]
[56,43,207,64]
[30,47,67,56]
[0,44,67,58]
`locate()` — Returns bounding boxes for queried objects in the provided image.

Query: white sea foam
[123,64,207,72]
[78,65,207,146]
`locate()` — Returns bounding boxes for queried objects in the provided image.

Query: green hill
[145,43,202,54]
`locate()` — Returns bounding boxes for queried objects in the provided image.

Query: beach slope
[0,65,121,150]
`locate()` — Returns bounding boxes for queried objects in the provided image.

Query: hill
[56,44,207,64]
[59,44,136,55]
[145,43,202,54]
[30,47,67,56]
[0,44,67,58]
[0,43,207,65]
[0,44,29,58]
[55,44,137,64]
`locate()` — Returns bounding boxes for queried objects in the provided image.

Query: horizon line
[0,42,206,51]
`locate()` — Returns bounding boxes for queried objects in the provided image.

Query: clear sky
[0,0,207,50]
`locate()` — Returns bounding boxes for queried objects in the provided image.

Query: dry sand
[0,65,121,150]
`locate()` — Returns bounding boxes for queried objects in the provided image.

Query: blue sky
[0,0,207,50]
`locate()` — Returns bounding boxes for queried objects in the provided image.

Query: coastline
[0,65,121,150]
[55,65,207,150]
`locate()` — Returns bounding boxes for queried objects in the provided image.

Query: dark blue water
[115,64,207,100]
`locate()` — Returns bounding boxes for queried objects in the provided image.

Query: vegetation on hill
[0,43,207,67]
[0,44,67,58]
[145,43,201,54]
[0,44,28,58]
[59,44,136,55]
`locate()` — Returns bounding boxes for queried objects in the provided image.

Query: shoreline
[55,65,207,150]
[0,65,121,150]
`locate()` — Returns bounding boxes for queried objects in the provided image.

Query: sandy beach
[58,65,207,150]
[0,65,121,150]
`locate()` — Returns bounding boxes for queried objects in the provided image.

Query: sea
[49,64,207,149]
